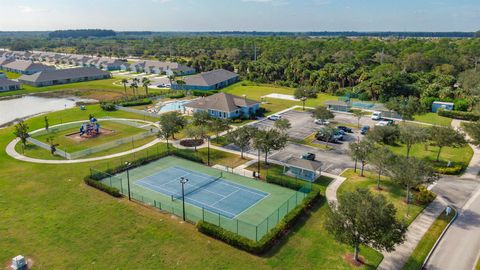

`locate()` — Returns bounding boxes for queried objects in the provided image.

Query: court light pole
[207,136,211,166]
[180,177,189,221]
[125,162,131,201]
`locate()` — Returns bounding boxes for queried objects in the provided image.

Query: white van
[371,111,382,120]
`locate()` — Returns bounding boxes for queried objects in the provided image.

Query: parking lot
[243,109,383,174]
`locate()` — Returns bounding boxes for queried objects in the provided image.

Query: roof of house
[181,69,238,87]
[0,57,14,66]
[283,157,323,172]
[130,60,194,72]
[184,92,259,112]
[0,78,21,87]
[18,67,110,83]
[3,60,53,72]
[433,101,454,105]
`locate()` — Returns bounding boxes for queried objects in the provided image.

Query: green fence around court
[91,166,312,242]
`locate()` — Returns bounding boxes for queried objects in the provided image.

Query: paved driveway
[252,110,318,140]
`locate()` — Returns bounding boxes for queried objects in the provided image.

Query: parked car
[334,130,345,140]
[316,128,342,143]
[301,153,316,161]
[360,126,370,135]
[314,119,330,125]
[375,120,395,127]
[371,111,382,120]
[267,115,282,121]
[337,126,353,133]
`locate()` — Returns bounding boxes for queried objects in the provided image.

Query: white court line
[184,196,237,217]
[231,194,272,220]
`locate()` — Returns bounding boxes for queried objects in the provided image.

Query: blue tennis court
[135,166,268,219]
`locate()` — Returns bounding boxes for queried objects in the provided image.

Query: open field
[222,81,338,114]
[338,169,427,224]
[0,106,384,269]
[388,142,473,171]
[413,113,452,126]
[402,209,456,270]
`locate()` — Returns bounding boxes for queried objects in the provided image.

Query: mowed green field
[222,81,338,114]
[0,106,384,269]
[338,170,426,225]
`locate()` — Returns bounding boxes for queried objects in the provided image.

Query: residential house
[18,67,112,87]
[1,60,55,75]
[171,69,239,90]
[184,92,260,119]
[0,78,21,92]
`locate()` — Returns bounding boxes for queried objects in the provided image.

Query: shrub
[100,102,117,111]
[172,150,204,163]
[119,98,152,107]
[168,92,186,99]
[266,174,310,191]
[84,177,122,197]
[436,165,463,175]
[414,186,436,205]
[438,109,480,121]
[366,125,400,145]
[454,99,469,112]
[192,90,218,97]
[197,189,320,254]
[179,139,204,147]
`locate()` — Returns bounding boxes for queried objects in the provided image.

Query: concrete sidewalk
[377,196,448,270]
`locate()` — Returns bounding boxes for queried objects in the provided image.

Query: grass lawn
[32,121,148,153]
[2,70,22,79]
[413,113,452,126]
[388,142,473,172]
[402,208,456,270]
[0,105,385,269]
[292,132,331,150]
[338,169,427,224]
[223,81,337,115]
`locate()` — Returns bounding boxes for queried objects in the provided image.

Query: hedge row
[197,189,320,254]
[192,90,219,97]
[119,98,152,107]
[436,165,464,175]
[438,109,480,121]
[84,177,122,197]
[420,97,469,112]
[266,174,311,191]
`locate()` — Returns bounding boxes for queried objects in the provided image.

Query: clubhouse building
[18,67,112,87]
[171,69,239,90]
[184,92,260,119]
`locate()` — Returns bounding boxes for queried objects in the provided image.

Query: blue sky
[0,0,478,31]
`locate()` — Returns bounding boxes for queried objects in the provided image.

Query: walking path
[323,119,478,270]
[377,196,448,270]
[425,119,480,270]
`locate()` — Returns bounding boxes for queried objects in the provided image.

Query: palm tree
[130,82,138,97]
[142,77,151,96]
[121,78,128,96]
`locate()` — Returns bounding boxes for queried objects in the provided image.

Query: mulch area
[65,128,115,143]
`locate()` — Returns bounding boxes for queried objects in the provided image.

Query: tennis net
[171,171,223,201]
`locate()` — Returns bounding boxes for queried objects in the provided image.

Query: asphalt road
[426,176,480,270]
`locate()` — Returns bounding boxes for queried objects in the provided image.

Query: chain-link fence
[92,165,312,242]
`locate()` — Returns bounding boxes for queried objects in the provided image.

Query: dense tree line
[2,35,480,109]
[48,29,116,38]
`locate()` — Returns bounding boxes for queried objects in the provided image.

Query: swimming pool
[158,100,191,113]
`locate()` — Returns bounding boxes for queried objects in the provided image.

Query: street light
[300,97,307,111]
[179,177,189,221]
[125,162,131,201]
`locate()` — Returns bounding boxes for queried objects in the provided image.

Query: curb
[421,205,458,269]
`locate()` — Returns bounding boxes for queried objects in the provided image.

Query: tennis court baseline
[135,166,268,219]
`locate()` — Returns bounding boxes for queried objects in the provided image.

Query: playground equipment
[80,116,101,137]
